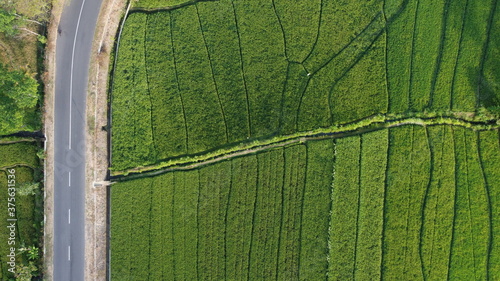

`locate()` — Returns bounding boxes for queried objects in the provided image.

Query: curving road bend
[53,0,103,279]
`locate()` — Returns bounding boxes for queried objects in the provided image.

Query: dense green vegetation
[0,142,43,279]
[110,0,500,279]
[111,0,500,170]
[111,125,500,279]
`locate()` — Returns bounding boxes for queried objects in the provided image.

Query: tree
[0,9,17,36]
[0,8,44,37]
[0,63,39,134]
[15,261,37,281]
[17,182,39,196]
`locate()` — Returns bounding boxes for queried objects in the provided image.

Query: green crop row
[478,130,500,277]
[383,126,431,280]
[449,127,490,279]
[110,126,500,279]
[299,140,334,280]
[479,1,500,111]
[354,129,388,279]
[197,162,231,280]
[385,0,417,112]
[196,0,250,143]
[451,0,495,111]
[170,6,227,154]
[111,12,156,169]
[409,0,446,111]
[303,0,383,72]
[329,135,361,280]
[232,0,288,137]
[277,144,307,280]
[225,155,258,280]
[420,126,456,280]
[248,149,284,279]
[144,12,188,159]
[273,0,321,63]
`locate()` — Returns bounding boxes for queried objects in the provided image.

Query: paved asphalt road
[53,0,102,279]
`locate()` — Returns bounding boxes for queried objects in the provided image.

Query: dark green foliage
[279,63,309,134]
[302,0,383,72]
[410,0,446,111]
[479,1,500,111]
[232,0,288,137]
[385,0,418,112]
[329,34,387,124]
[0,63,40,135]
[452,0,495,111]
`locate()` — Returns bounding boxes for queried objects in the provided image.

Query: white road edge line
[68,171,71,187]
[68,209,71,224]
[69,0,88,149]
[68,246,71,261]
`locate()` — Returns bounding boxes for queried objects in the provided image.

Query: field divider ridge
[109,112,500,180]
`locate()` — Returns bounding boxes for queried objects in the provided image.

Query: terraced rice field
[109,0,500,279]
[110,126,500,279]
[110,0,499,171]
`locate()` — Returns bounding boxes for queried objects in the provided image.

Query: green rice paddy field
[0,141,43,279]
[109,0,500,279]
[111,126,500,279]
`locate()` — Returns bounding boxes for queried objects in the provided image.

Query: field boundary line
[270,0,289,61]
[419,126,434,280]
[230,0,252,137]
[476,131,493,280]
[168,12,189,153]
[407,0,419,110]
[130,0,215,12]
[427,0,451,109]
[195,5,229,143]
[111,113,500,180]
[450,0,470,110]
[143,14,159,161]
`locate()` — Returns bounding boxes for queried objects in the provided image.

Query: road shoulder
[85,0,127,279]
[43,0,65,279]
